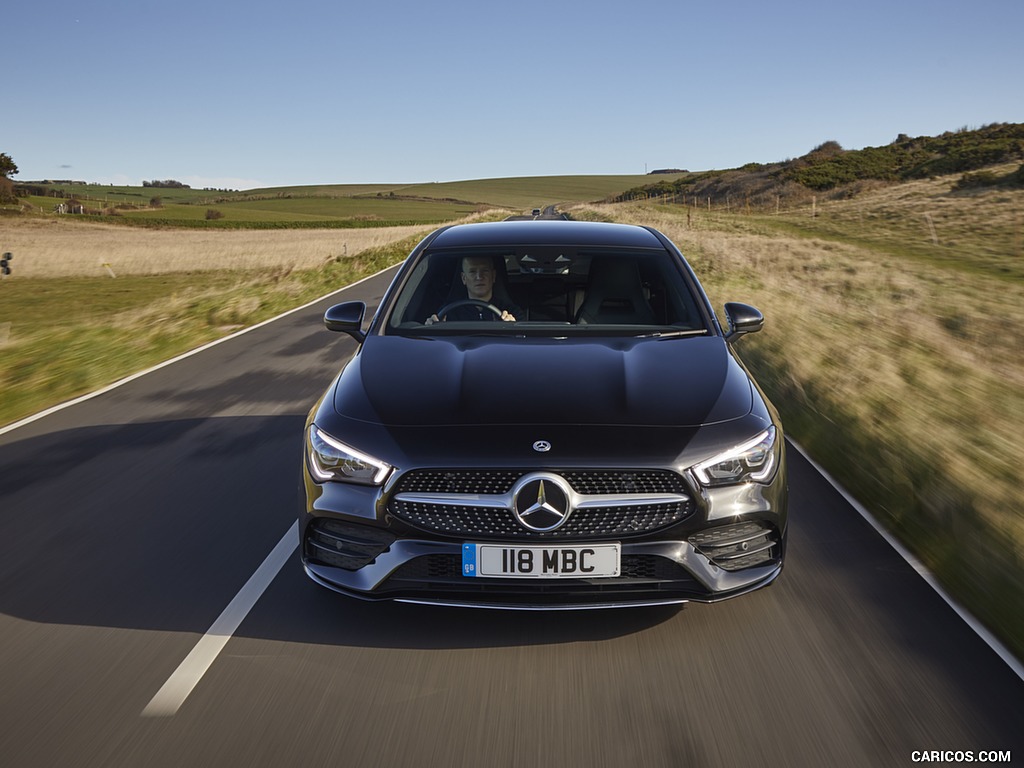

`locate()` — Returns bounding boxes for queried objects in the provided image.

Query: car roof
[426,220,667,250]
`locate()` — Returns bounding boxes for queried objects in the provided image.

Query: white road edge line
[789,439,1024,682]
[142,522,298,717]
[0,266,398,438]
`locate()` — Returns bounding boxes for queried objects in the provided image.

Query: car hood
[331,334,753,428]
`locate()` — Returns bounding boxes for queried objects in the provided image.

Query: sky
[5,0,1023,190]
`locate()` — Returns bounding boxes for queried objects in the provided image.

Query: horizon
[14,122,1018,194]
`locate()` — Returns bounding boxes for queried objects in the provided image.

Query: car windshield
[384,246,709,337]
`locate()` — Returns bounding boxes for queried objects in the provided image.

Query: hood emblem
[532,440,551,452]
[512,473,571,532]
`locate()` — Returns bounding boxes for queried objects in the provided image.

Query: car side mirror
[723,302,764,343]
[324,301,366,342]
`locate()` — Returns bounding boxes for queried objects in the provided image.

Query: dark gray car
[300,220,787,608]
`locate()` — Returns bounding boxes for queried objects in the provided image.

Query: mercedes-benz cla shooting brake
[301,220,787,608]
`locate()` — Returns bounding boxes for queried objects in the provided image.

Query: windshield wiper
[636,329,708,339]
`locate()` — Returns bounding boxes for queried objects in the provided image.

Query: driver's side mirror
[723,302,764,343]
[324,301,366,342]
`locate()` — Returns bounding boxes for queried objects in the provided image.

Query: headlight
[692,426,779,487]
[307,425,392,485]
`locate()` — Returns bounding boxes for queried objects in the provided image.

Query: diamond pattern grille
[389,469,692,540]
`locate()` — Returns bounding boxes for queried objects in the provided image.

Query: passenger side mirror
[723,302,764,342]
[324,301,366,342]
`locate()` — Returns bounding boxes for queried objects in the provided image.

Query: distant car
[532,208,542,217]
[301,220,787,608]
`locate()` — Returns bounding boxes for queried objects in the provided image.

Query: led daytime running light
[308,426,391,485]
[693,426,777,487]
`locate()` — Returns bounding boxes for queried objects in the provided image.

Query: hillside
[614,123,1024,210]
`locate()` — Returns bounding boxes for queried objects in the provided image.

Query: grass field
[1,170,1020,659]
[764,166,1024,281]
[8,174,678,227]
[0,217,454,277]
[373,175,686,209]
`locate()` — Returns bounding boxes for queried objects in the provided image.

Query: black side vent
[689,522,779,571]
[306,519,396,571]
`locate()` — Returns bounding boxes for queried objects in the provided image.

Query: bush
[144,179,191,189]
[205,209,224,220]
[953,164,1024,191]
[953,171,1000,191]
[0,177,15,205]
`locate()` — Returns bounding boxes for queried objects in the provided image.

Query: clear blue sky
[6,0,1023,190]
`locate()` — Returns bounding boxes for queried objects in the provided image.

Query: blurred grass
[572,183,1024,660]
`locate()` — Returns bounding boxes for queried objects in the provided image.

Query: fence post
[924,213,939,245]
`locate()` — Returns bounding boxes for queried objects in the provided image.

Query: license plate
[462,543,620,578]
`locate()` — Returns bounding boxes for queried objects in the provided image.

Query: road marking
[789,440,1024,682]
[142,522,298,717]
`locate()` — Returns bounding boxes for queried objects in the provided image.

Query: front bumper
[300,443,788,609]
[301,529,785,610]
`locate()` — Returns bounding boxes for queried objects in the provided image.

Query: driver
[426,255,520,324]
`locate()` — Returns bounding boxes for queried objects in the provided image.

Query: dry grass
[580,201,1024,530]
[573,195,1024,651]
[793,166,1024,277]
[0,218,441,277]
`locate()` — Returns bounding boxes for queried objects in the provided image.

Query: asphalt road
[1,267,1021,768]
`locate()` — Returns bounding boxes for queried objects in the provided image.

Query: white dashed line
[142,522,298,717]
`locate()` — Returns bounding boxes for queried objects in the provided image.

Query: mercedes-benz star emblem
[532,440,551,452]
[512,473,571,532]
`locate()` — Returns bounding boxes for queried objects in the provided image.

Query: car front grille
[388,469,694,540]
[395,469,688,496]
[688,521,780,571]
[391,500,691,539]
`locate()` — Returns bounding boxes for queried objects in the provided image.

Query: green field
[10,174,685,227]
[370,175,686,209]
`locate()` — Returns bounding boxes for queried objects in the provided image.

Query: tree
[0,152,17,204]
[0,152,18,179]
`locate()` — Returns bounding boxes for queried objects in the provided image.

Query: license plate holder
[462,543,620,578]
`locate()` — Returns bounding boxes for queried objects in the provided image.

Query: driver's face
[461,258,495,300]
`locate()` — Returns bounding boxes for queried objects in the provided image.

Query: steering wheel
[435,298,504,321]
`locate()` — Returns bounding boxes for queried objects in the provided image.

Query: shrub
[953,164,1024,191]
[953,171,1000,191]
[144,179,191,189]
[205,209,224,221]
[0,177,15,205]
